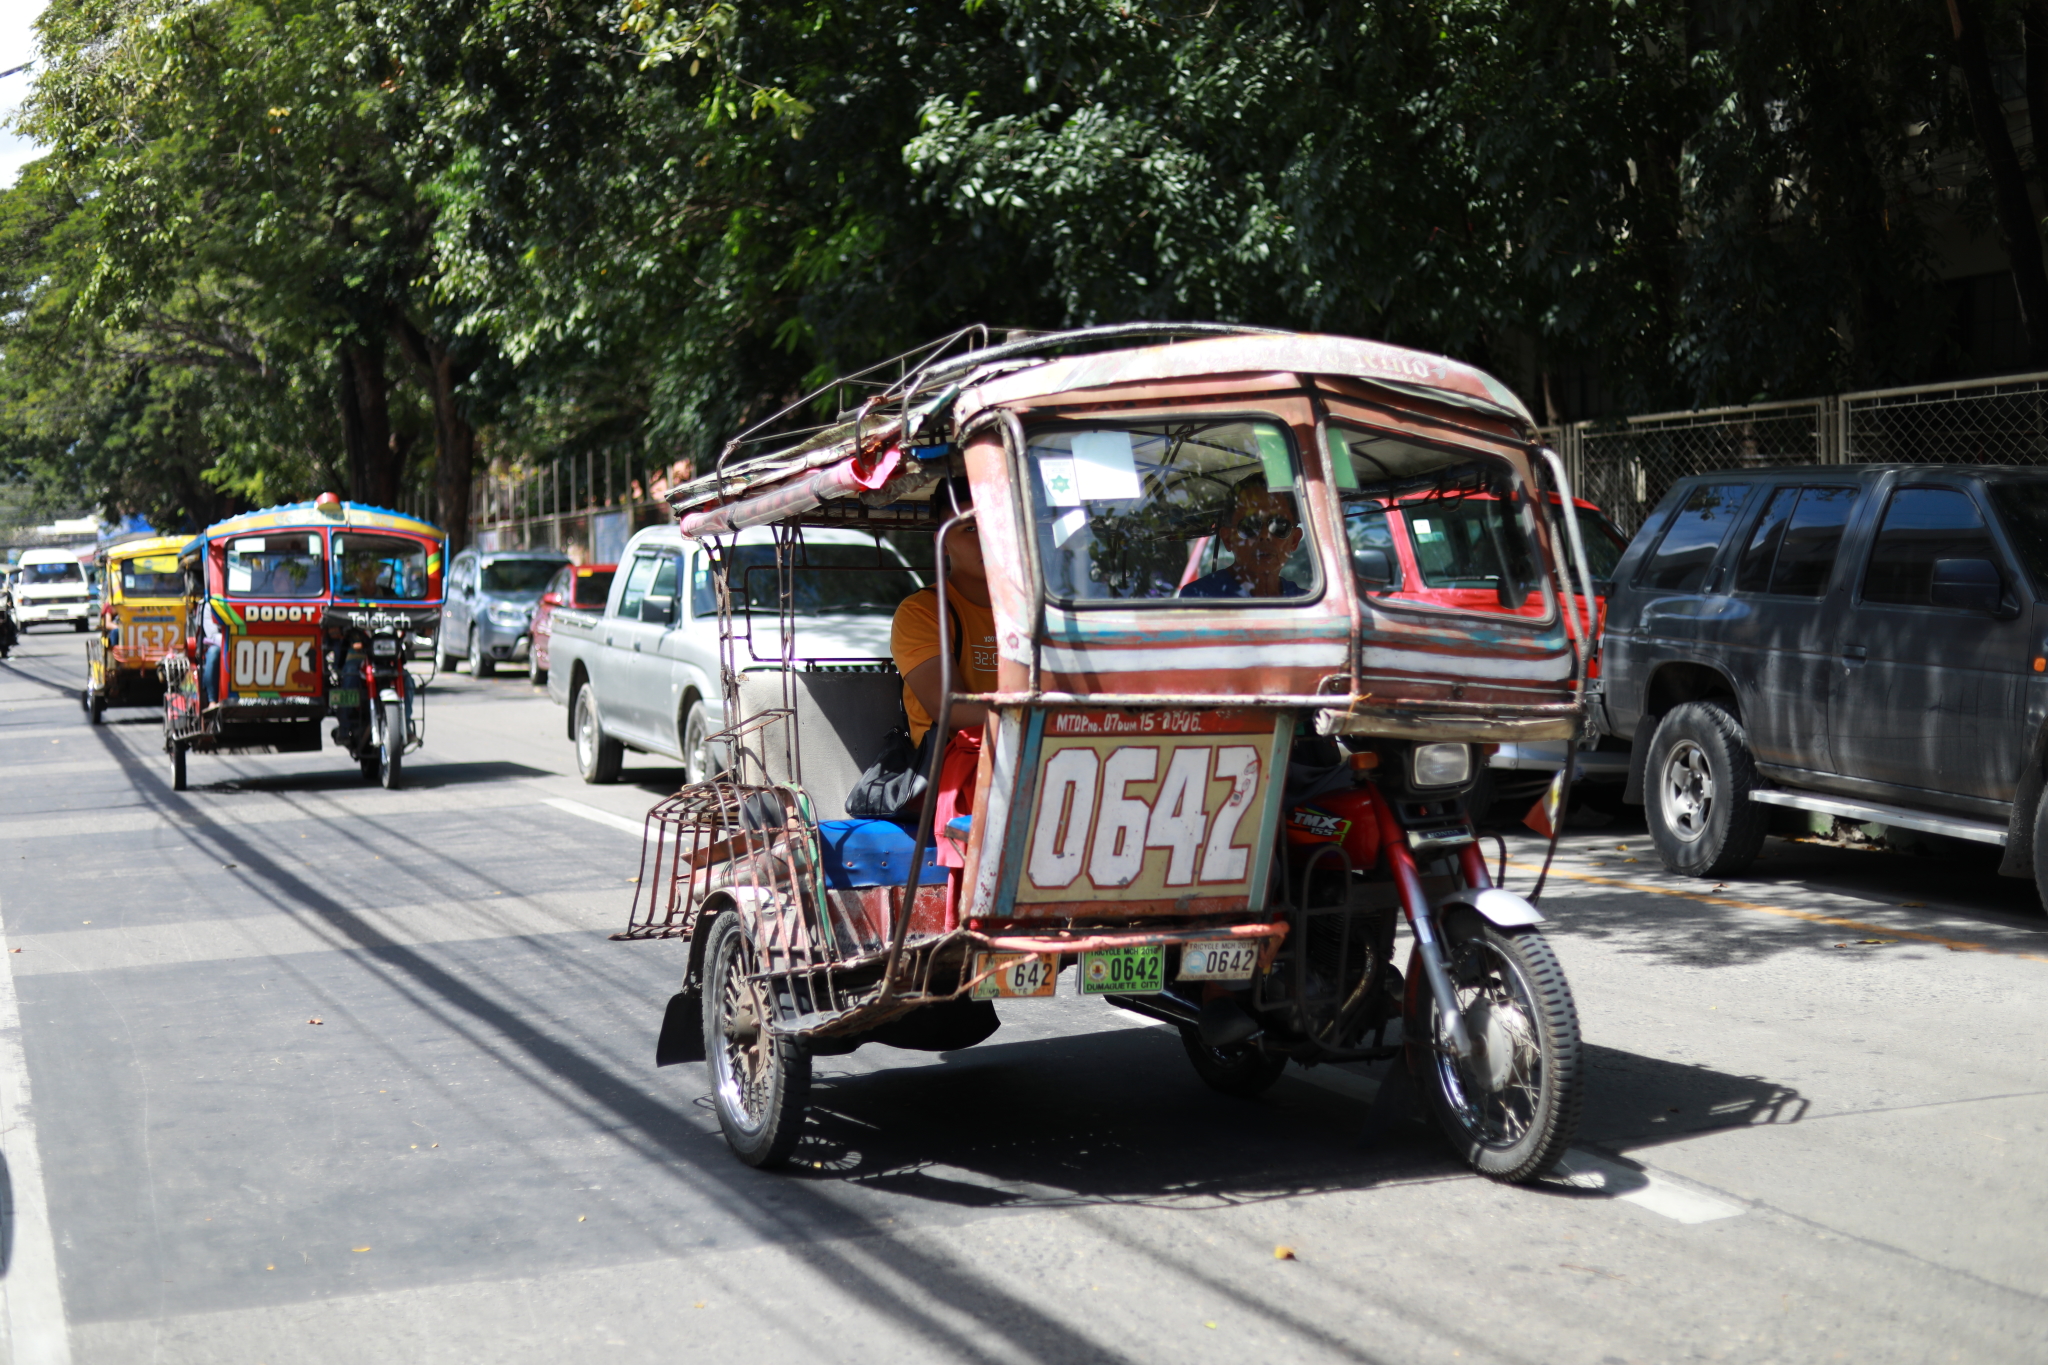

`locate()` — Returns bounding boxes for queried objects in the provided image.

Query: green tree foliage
[0,0,2016,533]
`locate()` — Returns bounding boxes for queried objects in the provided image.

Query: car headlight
[486,602,529,628]
[1411,743,1473,788]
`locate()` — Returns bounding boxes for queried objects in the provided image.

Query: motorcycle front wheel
[1416,909,1583,1183]
[377,699,404,790]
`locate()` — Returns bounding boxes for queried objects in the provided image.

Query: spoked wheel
[84,686,105,725]
[376,699,405,790]
[1416,909,1583,1183]
[1178,1027,1287,1098]
[700,913,810,1168]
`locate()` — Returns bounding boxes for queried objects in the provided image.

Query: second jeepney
[631,325,1601,1182]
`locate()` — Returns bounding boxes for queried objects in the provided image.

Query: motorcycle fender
[1436,886,1544,927]
[377,689,400,703]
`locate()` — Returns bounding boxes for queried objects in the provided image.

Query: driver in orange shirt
[892,477,998,747]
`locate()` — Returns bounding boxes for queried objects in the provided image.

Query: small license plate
[1178,939,1261,982]
[331,688,363,709]
[1080,945,1164,995]
[970,953,1059,1000]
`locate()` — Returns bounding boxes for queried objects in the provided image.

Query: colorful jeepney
[83,535,190,723]
[162,496,446,791]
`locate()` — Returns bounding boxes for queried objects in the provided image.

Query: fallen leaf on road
[693,1301,707,1309]
[578,1215,586,1222]
[1855,939,1892,945]
[10,948,19,954]
[352,1246,369,1253]
[307,1018,323,1026]
[1273,1245,1297,1261]
[1203,1322,1218,1330]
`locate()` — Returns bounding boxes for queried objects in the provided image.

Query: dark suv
[1599,464,2048,903]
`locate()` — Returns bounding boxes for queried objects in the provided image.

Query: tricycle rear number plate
[1081,945,1164,995]
[971,953,1058,1000]
[1178,940,1259,982]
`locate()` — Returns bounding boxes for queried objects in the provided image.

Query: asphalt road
[1,624,2045,1364]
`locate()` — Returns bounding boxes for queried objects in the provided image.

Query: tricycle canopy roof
[667,325,1537,539]
[100,534,190,567]
[180,499,444,559]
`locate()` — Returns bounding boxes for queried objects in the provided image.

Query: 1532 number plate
[1080,945,1164,995]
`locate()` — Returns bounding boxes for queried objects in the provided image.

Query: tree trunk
[337,338,402,506]
[393,317,476,552]
[1951,0,2048,365]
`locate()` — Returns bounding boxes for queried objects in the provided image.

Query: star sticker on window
[1048,473,1073,495]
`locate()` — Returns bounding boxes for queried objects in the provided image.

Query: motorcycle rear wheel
[1416,909,1582,1183]
[701,913,809,1168]
[1178,1027,1287,1097]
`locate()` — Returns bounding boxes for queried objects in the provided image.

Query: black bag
[845,601,959,821]
[844,722,934,820]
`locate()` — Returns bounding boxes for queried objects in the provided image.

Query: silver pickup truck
[544,523,922,783]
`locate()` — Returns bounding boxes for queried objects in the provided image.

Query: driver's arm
[904,658,990,733]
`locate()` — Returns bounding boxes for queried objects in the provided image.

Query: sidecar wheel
[701,913,809,1168]
[1416,909,1582,1183]
[1178,1027,1287,1097]
[169,741,187,792]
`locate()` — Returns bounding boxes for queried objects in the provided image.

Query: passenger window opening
[334,534,431,601]
[1330,424,1546,614]
[1025,419,1318,605]
[224,533,325,599]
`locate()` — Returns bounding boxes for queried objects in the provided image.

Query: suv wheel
[1645,701,1768,878]
[467,627,495,679]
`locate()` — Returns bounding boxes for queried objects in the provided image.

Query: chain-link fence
[1555,370,2048,536]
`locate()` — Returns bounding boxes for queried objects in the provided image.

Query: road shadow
[1576,1042,1806,1152]
[783,1028,1458,1209]
[185,759,554,795]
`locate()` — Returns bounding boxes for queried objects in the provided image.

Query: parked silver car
[439,547,571,678]
[544,524,920,783]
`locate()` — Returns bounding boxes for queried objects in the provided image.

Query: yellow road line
[1507,858,2048,962]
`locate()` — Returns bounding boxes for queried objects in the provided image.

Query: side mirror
[541,592,562,607]
[1352,546,1396,591]
[639,595,674,625]
[1929,557,2004,614]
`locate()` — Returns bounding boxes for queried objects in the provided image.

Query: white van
[13,548,95,630]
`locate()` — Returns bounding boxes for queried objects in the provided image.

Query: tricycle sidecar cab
[629,325,1598,1178]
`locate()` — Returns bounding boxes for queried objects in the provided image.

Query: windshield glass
[225,533,325,599]
[481,559,565,595]
[1572,506,1627,581]
[726,543,922,615]
[1026,419,1318,604]
[335,533,432,601]
[120,555,182,596]
[1988,480,2048,591]
[1332,425,1547,614]
[24,561,84,584]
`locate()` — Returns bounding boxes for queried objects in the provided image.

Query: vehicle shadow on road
[1577,1041,1807,1152]
[789,1030,1457,1210]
